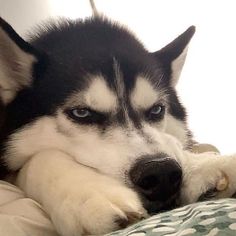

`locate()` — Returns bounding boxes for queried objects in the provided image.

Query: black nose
[130,154,182,202]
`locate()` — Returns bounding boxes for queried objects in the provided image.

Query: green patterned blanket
[107,199,236,236]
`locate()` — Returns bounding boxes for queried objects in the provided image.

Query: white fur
[4,117,68,170]
[171,47,188,87]
[2,66,193,236]
[180,151,236,204]
[13,117,236,236]
[3,18,231,236]
[0,28,36,104]
[165,115,189,147]
[5,89,236,235]
[16,149,146,236]
[15,137,236,236]
[84,76,117,112]
[131,76,158,109]
[4,112,184,180]
[3,72,190,181]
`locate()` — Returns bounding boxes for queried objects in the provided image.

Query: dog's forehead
[65,63,162,113]
[65,75,118,112]
[32,18,166,112]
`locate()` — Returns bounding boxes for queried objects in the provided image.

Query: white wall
[1,0,236,154]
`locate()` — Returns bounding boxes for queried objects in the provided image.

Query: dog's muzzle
[129,154,182,213]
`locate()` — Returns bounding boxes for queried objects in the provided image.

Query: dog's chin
[140,192,181,215]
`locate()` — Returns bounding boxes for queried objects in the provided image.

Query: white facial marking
[84,76,117,112]
[4,111,186,182]
[165,114,188,147]
[131,76,158,110]
[3,117,70,170]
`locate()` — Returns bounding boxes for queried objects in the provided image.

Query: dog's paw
[80,189,146,234]
[51,185,146,236]
[180,153,236,204]
[181,161,230,204]
[197,172,229,201]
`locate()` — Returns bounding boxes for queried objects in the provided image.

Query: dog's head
[0,17,195,213]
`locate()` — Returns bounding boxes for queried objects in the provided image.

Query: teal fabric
[107,199,236,236]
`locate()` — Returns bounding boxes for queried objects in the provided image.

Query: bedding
[107,199,236,236]
[0,180,236,236]
[0,181,58,236]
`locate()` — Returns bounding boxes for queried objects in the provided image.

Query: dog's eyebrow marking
[130,76,158,110]
[84,76,117,112]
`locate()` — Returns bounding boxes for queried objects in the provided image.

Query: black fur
[0,17,193,177]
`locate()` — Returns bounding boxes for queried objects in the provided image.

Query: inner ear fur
[152,26,195,87]
[0,17,39,104]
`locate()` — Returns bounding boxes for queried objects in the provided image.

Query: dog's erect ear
[152,26,195,87]
[0,17,39,104]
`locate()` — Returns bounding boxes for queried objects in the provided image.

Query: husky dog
[1,16,236,235]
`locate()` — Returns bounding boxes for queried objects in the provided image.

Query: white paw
[180,151,236,205]
[180,160,230,204]
[51,184,146,236]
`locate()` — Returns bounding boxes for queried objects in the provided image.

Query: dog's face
[0,17,195,213]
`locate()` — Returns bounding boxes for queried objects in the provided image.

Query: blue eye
[150,105,163,115]
[71,108,91,118]
[146,104,165,121]
[65,107,107,125]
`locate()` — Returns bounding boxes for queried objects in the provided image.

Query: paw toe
[114,215,129,229]
[216,172,229,191]
[114,211,145,229]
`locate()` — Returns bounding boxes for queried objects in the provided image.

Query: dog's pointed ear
[152,26,195,87]
[0,17,39,104]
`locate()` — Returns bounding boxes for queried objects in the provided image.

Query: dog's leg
[16,150,146,236]
[180,151,236,204]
